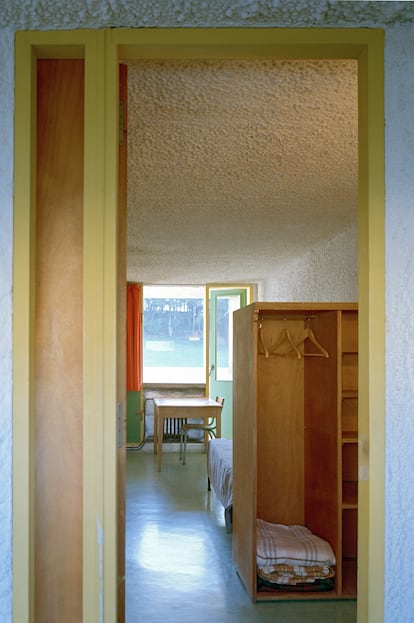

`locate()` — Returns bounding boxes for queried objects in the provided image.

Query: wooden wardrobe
[232,302,358,602]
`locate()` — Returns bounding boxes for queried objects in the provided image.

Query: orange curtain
[126,283,142,391]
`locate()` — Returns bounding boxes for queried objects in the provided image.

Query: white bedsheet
[207,438,233,510]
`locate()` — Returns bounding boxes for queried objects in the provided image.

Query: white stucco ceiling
[3,0,407,289]
[126,58,358,285]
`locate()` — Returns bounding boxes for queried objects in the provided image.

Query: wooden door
[35,58,128,623]
[36,59,84,623]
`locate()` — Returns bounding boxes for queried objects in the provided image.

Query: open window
[143,285,206,384]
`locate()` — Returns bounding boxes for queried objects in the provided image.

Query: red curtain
[126,283,142,391]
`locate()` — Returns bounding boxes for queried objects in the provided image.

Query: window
[143,285,205,384]
[214,292,242,381]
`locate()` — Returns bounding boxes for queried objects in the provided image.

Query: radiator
[162,417,187,441]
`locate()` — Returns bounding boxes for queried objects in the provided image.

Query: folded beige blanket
[257,519,336,568]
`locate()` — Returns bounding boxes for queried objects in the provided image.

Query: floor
[125,449,357,623]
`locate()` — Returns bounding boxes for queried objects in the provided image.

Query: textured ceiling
[3,0,408,288]
[126,58,358,284]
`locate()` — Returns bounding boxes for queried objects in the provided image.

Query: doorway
[13,28,384,623]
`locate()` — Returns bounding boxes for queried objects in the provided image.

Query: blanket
[257,519,336,568]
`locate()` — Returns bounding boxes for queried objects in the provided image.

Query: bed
[207,438,233,533]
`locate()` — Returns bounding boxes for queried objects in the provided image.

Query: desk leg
[203,427,208,453]
[153,406,158,455]
[157,414,163,471]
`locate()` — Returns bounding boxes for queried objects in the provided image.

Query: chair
[179,396,224,465]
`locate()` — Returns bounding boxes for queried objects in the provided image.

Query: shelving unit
[232,302,358,602]
[339,310,358,596]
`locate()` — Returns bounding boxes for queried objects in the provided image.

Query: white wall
[0,28,14,623]
[384,24,414,622]
[2,3,414,622]
[263,223,358,302]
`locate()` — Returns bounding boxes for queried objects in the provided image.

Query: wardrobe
[232,302,358,601]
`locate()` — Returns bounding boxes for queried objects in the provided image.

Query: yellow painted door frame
[13,30,119,623]
[13,27,384,623]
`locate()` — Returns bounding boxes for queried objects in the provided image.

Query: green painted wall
[127,391,142,443]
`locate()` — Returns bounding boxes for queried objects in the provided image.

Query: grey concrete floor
[126,449,356,623]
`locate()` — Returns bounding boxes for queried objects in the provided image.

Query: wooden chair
[179,396,224,465]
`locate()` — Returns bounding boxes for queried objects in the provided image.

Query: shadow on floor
[126,450,356,623]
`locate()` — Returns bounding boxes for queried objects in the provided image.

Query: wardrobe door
[233,305,257,600]
[36,59,84,623]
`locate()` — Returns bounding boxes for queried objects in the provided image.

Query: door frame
[206,284,252,438]
[13,28,384,623]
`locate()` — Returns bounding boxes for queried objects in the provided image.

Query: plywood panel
[257,319,304,524]
[342,444,358,482]
[342,311,358,353]
[342,398,358,435]
[35,59,84,622]
[342,354,358,391]
[342,509,358,558]
[232,304,257,600]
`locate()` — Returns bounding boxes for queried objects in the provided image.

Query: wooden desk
[153,397,222,471]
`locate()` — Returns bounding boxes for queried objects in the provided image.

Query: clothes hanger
[295,318,329,358]
[284,328,302,359]
[258,321,270,357]
[258,319,302,359]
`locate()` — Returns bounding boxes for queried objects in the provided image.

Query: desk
[153,397,222,471]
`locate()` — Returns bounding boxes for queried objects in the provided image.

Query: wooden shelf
[342,432,358,443]
[256,589,340,601]
[342,390,358,399]
[342,481,358,506]
[340,310,358,598]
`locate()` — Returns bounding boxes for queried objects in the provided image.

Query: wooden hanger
[259,321,302,359]
[258,321,270,357]
[284,328,302,359]
[295,320,329,358]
